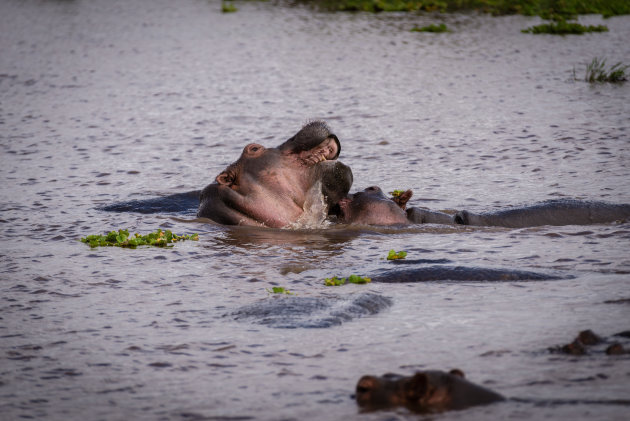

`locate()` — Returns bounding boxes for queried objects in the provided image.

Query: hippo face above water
[197,121,353,227]
[355,369,504,413]
[337,186,410,226]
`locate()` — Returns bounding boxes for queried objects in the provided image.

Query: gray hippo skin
[197,121,353,227]
[454,199,630,228]
[337,186,409,225]
[337,187,630,227]
[356,369,504,413]
[337,186,455,225]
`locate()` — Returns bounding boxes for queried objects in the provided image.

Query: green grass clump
[222,2,238,13]
[324,274,372,286]
[577,58,628,83]
[387,249,407,260]
[80,229,198,248]
[411,23,451,32]
[522,20,608,34]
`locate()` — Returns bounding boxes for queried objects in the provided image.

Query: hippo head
[337,186,412,226]
[197,121,353,227]
[355,369,504,413]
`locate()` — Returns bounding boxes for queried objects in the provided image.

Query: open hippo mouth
[197,121,353,228]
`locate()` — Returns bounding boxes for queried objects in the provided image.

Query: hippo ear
[392,189,413,210]
[405,373,429,402]
[449,369,465,378]
[216,171,235,186]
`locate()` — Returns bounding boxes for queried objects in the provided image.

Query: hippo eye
[245,143,265,156]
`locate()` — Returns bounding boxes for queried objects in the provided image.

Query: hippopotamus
[355,369,504,413]
[336,187,630,228]
[197,121,353,227]
[549,329,630,356]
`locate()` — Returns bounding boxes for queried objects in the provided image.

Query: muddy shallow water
[1,0,630,420]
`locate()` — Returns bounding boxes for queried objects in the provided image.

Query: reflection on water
[1,0,630,420]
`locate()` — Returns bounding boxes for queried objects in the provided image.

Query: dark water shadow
[98,191,200,216]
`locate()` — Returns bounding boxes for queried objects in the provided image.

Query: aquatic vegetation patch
[303,1,630,17]
[575,58,628,83]
[411,23,451,33]
[267,287,295,295]
[80,229,198,248]
[387,249,408,260]
[222,2,238,13]
[389,189,406,197]
[324,275,372,286]
[522,20,608,34]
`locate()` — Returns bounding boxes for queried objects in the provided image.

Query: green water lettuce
[387,249,407,260]
[81,229,198,248]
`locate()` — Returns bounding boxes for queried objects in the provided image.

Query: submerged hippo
[337,187,630,228]
[355,369,504,413]
[197,121,353,227]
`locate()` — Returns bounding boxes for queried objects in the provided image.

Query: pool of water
[1,0,629,420]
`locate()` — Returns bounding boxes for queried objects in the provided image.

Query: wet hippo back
[455,199,630,228]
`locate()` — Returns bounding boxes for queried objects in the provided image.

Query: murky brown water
[1,0,630,420]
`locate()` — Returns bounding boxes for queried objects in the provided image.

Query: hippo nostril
[356,385,371,394]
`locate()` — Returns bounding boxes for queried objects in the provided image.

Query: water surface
[1,1,629,420]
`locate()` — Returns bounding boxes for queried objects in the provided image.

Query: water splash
[285,180,331,229]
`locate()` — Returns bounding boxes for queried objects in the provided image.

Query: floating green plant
[80,229,198,248]
[325,276,346,286]
[222,2,238,13]
[389,189,406,197]
[576,58,628,83]
[411,23,451,33]
[324,275,371,286]
[522,20,608,35]
[387,249,407,260]
[348,274,372,284]
[267,287,295,295]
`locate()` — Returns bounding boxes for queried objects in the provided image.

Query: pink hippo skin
[197,121,353,227]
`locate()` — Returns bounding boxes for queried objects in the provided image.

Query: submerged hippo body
[337,186,409,225]
[337,187,630,228]
[356,369,504,413]
[197,121,353,227]
[454,200,630,228]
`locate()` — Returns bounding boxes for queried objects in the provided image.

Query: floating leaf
[324,275,371,286]
[267,287,294,295]
[387,249,407,260]
[348,274,371,284]
[324,276,346,286]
